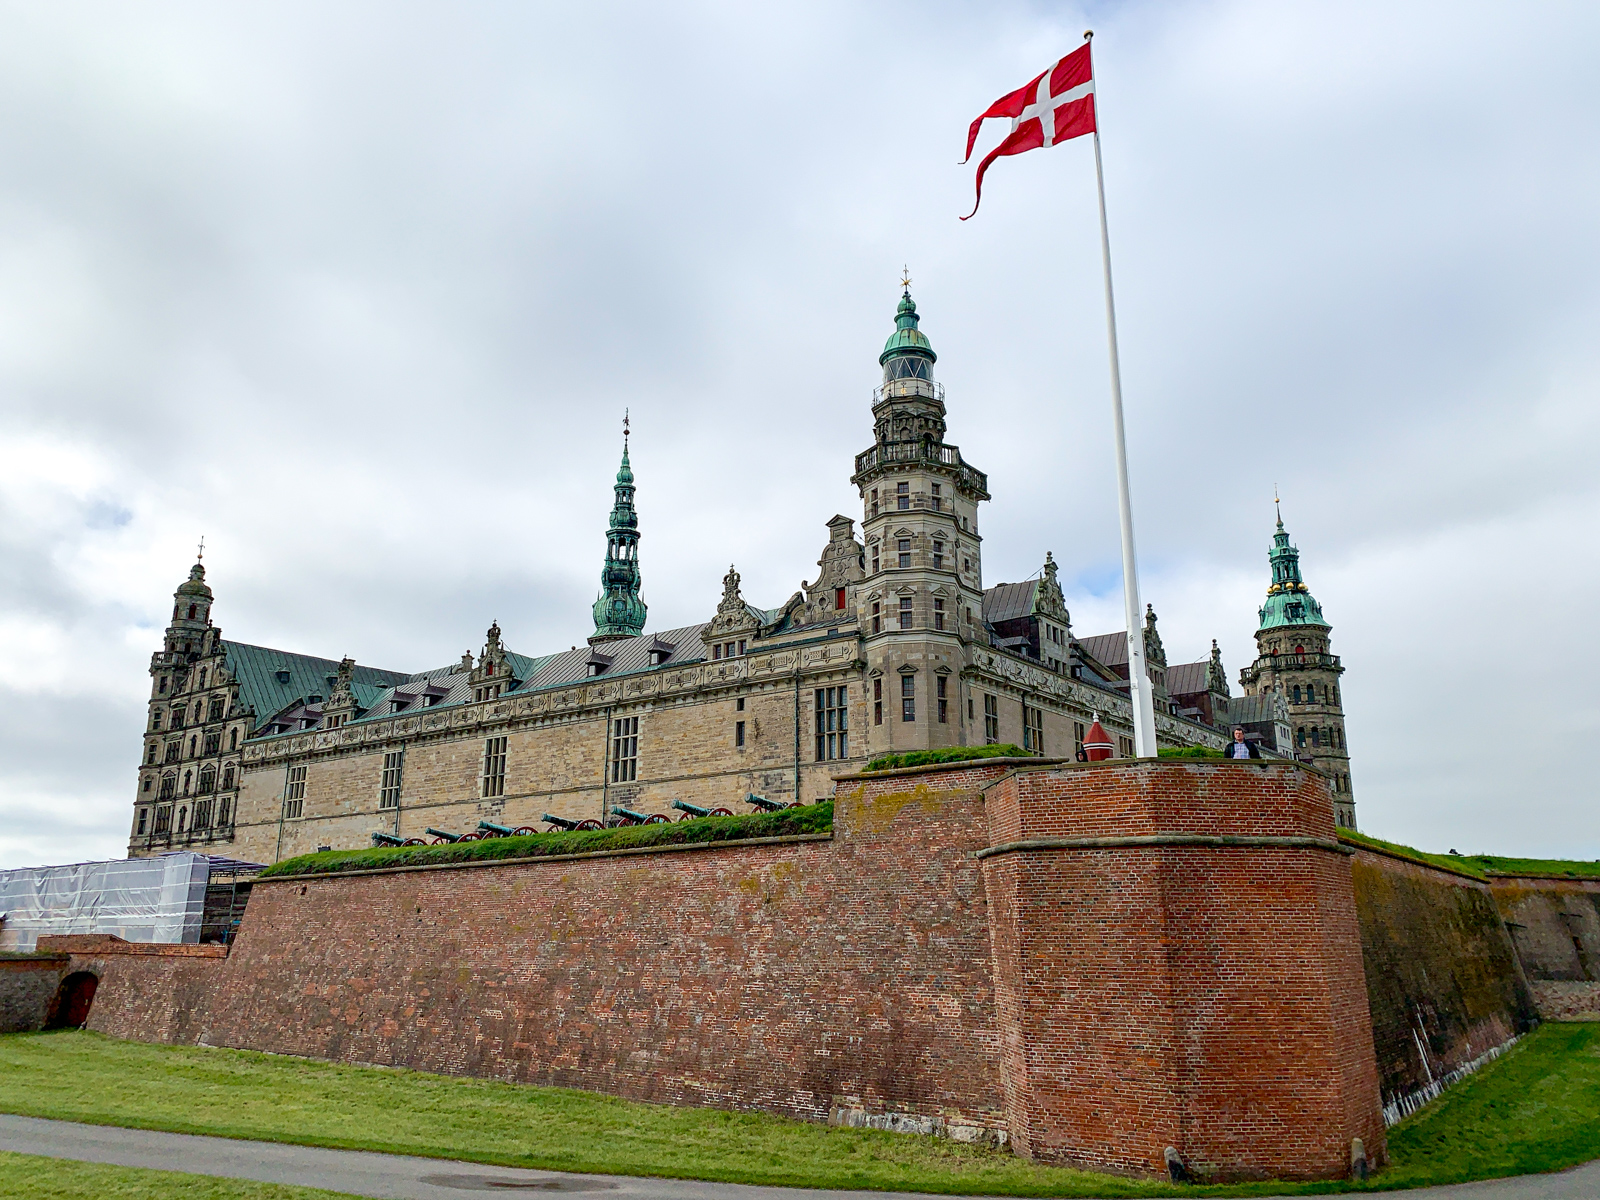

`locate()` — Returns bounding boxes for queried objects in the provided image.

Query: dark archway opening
[47,971,99,1029]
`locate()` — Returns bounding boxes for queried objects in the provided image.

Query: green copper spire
[1257,504,1328,631]
[879,272,937,383]
[591,417,647,641]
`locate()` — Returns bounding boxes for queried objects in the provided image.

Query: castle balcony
[853,438,989,498]
[871,377,945,406]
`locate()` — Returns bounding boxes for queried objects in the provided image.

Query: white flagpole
[1086,32,1158,758]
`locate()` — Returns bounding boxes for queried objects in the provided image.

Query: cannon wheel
[784,801,806,809]
[710,807,733,817]
[511,827,538,836]
[401,838,427,847]
[429,837,452,845]
[641,814,670,824]
[575,819,602,831]
[677,812,697,822]
[458,831,483,841]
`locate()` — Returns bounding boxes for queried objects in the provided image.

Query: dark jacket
[1224,738,1261,759]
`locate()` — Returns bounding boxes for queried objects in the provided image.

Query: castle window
[379,750,403,809]
[1074,721,1086,757]
[482,736,509,797]
[609,719,637,783]
[1118,736,1135,758]
[713,644,721,659]
[189,736,197,757]
[736,697,745,711]
[165,742,180,764]
[871,602,880,634]
[209,698,225,722]
[187,604,197,619]
[151,709,163,730]
[222,764,234,789]
[933,597,945,631]
[898,596,913,630]
[1311,727,1321,747]
[218,798,231,826]
[1292,685,1302,703]
[229,729,238,751]
[897,482,909,511]
[154,806,171,834]
[285,765,306,818]
[835,587,846,610]
[937,675,948,724]
[897,539,911,569]
[931,483,942,512]
[870,488,879,518]
[198,766,216,794]
[964,558,971,573]
[198,669,207,688]
[142,776,151,792]
[136,809,147,835]
[900,675,915,723]
[873,677,882,725]
[969,696,975,721]
[815,687,848,760]
[171,706,185,729]
[932,541,944,570]
[158,676,168,694]
[1023,705,1044,754]
[735,720,745,748]
[1296,727,1306,747]
[739,639,746,655]
[203,733,220,756]
[159,774,176,800]
[177,806,187,832]
[983,694,999,743]
[146,744,157,765]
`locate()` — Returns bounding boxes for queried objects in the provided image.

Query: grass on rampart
[1157,745,1226,759]
[3,1024,1599,1195]
[1338,828,1600,881]
[863,744,1028,772]
[259,801,832,879]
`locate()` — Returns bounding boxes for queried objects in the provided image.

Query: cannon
[475,820,538,837]
[371,831,406,847]
[610,806,669,826]
[425,826,463,844]
[744,792,804,812]
[671,800,733,821]
[542,813,603,832]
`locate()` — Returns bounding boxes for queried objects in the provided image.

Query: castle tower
[851,285,990,754]
[591,423,647,643]
[1237,507,1356,828]
[133,553,245,854]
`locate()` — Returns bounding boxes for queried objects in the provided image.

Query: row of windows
[144,761,237,801]
[867,594,954,634]
[1296,725,1345,750]
[147,727,240,765]
[135,796,231,837]
[151,696,229,730]
[1289,682,1340,705]
[712,639,746,660]
[869,481,949,518]
[868,536,969,576]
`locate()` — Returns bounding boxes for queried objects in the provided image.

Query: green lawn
[0,1025,1596,1196]
[0,1152,360,1200]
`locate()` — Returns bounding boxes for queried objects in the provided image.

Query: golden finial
[900,265,912,292]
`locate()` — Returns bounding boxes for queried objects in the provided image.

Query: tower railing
[872,378,945,405]
[852,440,989,495]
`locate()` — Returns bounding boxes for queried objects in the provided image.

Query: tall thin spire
[591,417,647,642]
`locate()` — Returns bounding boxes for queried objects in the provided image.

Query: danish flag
[960,42,1096,219]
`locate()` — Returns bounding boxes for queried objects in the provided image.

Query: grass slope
[0,1152,361,1200]
[863,744,1028,771]
[261,802,832,879]
[3,1026,1599,1194]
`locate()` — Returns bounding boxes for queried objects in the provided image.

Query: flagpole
[1086,32,1158,758]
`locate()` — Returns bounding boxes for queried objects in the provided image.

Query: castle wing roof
[981,581,1038,625]
[222,641,412,732]
[1165,661,1210,697]
[1077,632,1128,668]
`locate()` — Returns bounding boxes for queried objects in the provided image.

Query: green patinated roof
[1257,515,1329,630]
[221,641,411,731]
[879,291,937,367]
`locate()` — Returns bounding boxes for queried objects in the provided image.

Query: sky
[1,0,1596,869]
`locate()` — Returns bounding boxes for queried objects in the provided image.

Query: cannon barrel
[541,813,579,830]
[424,827,462,842]
[671,800,711,817]
[477,820,514,836]
[371,832,406,847]
[610,806,648,823]
[745,792,783,811]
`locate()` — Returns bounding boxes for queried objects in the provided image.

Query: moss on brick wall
[1351,850,1536,1105]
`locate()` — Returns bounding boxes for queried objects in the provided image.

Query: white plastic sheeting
[0,853,210,951]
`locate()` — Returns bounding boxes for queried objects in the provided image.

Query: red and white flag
[960,42,1096,219]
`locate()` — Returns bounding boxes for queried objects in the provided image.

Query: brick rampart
[972,761,1383,1180]
[1488,874,1600,1022]
[61,757,1383,1182]
[0,953,70,1032]
[1347,848,1536,1106]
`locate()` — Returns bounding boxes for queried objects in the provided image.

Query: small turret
[591,417,648,642]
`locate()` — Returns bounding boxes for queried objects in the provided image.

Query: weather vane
[900,265,912,291]
[197,535,205,562]
[623,408,630,442]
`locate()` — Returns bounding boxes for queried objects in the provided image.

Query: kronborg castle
[128,290,1358,862]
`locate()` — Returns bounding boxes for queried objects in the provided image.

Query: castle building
[1237,508,1357,828]
[126,291,1357,863]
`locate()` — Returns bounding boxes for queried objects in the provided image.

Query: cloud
[0,0,1596,867]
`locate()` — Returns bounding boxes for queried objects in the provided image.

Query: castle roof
[221,642,411,733]
[1258,511,1329,630]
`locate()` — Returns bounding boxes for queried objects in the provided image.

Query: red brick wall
[40,936,229,1045]
[977,761,1384,1180]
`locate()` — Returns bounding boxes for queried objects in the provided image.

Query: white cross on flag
[960,43,1095,219]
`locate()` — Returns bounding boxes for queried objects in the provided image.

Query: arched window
[187,604,197,619]
[229,729,238,750]
[222,764,235,790]
[1292,685,1302,703]
[159,774,176,800]
[198,669,207,687]
[1296,727,1306,747]
[188,736,197,757]
[182,770,192,795]
[177,806,187,832]
[1311,727,1321,747]
[198,766,216,794]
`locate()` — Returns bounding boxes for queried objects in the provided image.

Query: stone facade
[129,292,1378,865]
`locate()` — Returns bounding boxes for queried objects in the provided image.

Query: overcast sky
[1,0,1596,869]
